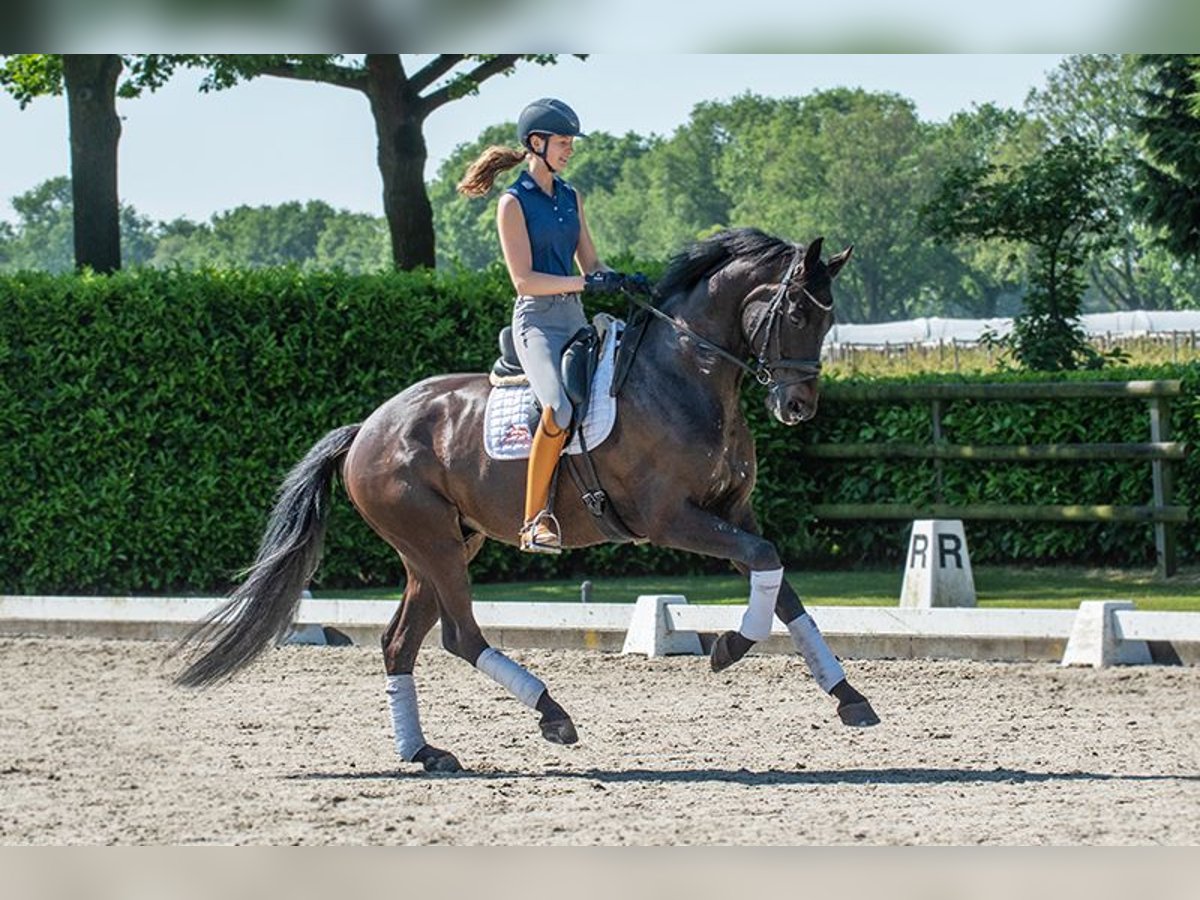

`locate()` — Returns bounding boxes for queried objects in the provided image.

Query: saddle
[490,314,613,435]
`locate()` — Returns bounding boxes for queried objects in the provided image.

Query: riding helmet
[517,98,584,148]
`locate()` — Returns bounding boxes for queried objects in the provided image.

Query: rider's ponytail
[457,146,528,198]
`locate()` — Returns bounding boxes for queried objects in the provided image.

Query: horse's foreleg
[648,503,784,671]
[721,512,882,728]
[382,569,463,772]
[774,578,880,727]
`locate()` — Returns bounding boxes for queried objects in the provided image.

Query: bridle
[624,248,828,387]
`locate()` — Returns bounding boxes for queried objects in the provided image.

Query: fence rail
[811,380,1189,576]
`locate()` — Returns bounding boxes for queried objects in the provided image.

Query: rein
[623,249,824,387]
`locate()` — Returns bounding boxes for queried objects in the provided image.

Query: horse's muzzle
[767,383,820,425]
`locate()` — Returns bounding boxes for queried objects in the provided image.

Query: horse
[171,227,879,773]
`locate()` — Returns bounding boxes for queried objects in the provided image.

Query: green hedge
[1,268,1196,594]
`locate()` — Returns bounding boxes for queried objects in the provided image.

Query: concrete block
[1061,601,1152,668]
[900,520,976,608]
[621,595,703,657]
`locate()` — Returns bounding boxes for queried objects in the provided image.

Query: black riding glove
[625,272,653,294]
[583,270,625,294]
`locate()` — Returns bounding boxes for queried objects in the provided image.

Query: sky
[0,54,1070,226]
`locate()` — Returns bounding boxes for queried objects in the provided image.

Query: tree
[926,104,1031,317]
[1136,54,1200,260]
[1024,53,1200,311]
[926,137,1120,370]
[722,89,957,322]
[188,55,572,270]
[0,177,157,273]
[586,94,777,261]
[148,202,390,272]
[1,54,183,273]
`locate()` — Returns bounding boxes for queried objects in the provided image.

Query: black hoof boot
[536,692,579,745]
[413,744,463,773]
[710,630,754,673]
[831,680,881,727]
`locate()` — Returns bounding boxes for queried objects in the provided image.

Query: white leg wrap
[476,647,546,710]
[739,567,783,642]
[385,674,426,761]
[787,613,845,693]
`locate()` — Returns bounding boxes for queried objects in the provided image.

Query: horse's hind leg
[382,566,463,773]
[409,521,579,748]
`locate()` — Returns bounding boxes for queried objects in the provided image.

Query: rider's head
[517,98,584,174]
[456,99,584,198]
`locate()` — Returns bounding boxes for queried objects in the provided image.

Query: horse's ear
[827,245,853,279]
[802,237,824,273]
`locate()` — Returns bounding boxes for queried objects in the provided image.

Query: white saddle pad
[484,317,623,461]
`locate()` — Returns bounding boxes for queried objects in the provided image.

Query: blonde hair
[457,145,529,198]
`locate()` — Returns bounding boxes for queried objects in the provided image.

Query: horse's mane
[656,227,795,300]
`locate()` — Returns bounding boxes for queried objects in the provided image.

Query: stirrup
[519,510,562,555]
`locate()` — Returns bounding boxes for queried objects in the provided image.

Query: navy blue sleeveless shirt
[506,172,580,278]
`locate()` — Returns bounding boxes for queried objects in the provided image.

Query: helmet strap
[528,134,557,174]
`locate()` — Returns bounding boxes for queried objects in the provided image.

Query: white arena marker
[1061,600,1151,668]
[621,595,703,657]
[899,519,976,609]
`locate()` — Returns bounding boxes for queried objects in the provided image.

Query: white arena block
[621,595,703,657]
[283,623,328,645]
[900,519,976,609]
[1061,600,1152,668]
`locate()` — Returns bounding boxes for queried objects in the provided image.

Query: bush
[1,267,1195,594]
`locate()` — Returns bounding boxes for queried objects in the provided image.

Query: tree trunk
[365,56,435,270]
[62,55,123,274]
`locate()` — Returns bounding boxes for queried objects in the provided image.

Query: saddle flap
[560,324,600,426]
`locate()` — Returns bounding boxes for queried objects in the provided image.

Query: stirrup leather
[519,510,562,555]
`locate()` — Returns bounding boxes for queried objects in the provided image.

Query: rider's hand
[625,272,653,294]
[583,270,625,294]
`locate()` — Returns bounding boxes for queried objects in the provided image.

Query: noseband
[624,247,826,387]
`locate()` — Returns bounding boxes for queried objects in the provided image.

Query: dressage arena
[2,634,1197,845]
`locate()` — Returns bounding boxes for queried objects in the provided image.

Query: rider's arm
[497,194,587,296]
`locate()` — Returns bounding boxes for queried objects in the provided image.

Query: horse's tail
[170,423,362,688]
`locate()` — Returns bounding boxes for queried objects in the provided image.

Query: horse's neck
[639,282,749,408]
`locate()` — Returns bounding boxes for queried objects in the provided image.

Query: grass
[312,564,1200,612]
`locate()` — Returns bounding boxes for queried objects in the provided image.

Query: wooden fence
[807,380,1188,577]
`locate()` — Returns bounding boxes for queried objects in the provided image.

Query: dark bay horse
[173,227,879,772]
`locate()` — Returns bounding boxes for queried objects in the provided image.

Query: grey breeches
[512,293,587,432]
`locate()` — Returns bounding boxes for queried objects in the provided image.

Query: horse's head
[743,237,852,425]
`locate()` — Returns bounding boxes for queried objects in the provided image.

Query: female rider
[458,98,625,554]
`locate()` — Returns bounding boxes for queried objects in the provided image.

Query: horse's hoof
[539,715,579,745]
[414,744,463,773]
[710,630,753,673]
[837,700,881,728]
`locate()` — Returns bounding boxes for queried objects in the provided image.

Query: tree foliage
[1136,54,1200,261]
[925,136,1120,370]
